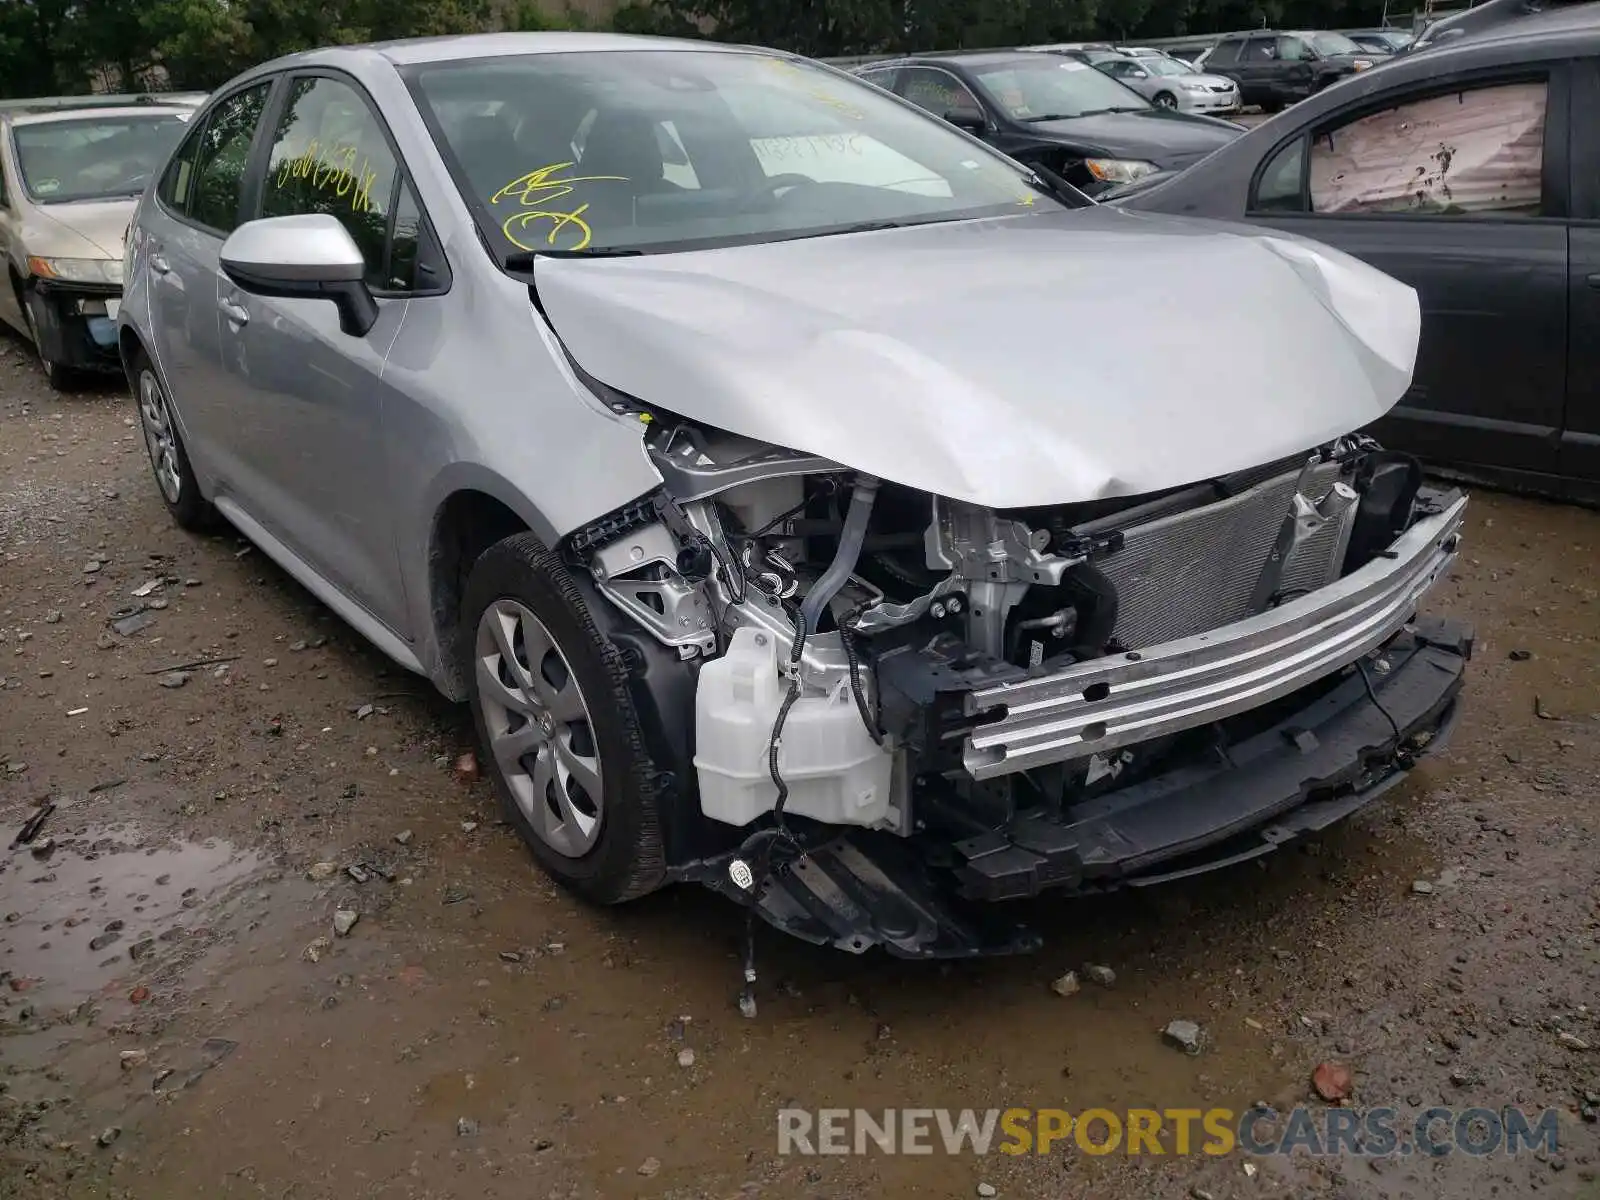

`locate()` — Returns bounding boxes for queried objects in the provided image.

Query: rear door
[143,81,276,483]
[895,66,990,135]
[1235,36,1281,106]
[1562,55,1600,491]
[1202,37,1244,92]
[1245,66,1570,482]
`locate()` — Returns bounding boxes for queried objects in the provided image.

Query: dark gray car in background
[854,51,1240,193]
[1200,29,1385,110]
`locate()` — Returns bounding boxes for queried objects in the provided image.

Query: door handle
[218,298,249,326]
[1587,273,1600,290]
[148,252,170,275]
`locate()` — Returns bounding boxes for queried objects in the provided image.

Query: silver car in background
[118,33,1467,963]
[1077,48,1242,113]
[0,98,199,386]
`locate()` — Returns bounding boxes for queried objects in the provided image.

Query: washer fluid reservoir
[694,627,895,829]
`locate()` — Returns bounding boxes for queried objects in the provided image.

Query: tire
[1153,91,1178,109]
[22,294,81,392]
[462,532,667,905]
[130,347,216,531]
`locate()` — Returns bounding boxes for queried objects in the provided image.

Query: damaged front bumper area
[692,613,1470,957]
[962,493,1467,779]
[31,279,123,371]
[568,408,1472,959]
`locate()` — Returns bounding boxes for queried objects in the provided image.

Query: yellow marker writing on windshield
[491,162,629,253]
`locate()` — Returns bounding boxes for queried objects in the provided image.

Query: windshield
[406,50,1061,258]
[1138,57,1194,77]
[11,114,190,203]
[971,57,1149,120]
[1309,32,1364,55]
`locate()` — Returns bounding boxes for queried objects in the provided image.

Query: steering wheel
[739,173,817,211]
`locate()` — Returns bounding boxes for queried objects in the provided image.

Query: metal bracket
[590,523,716,655]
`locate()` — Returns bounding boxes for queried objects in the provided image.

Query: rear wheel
[131,348,216,531]
[462,533,667,904]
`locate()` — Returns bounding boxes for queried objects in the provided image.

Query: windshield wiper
[1052,106,1147,118]
[1023,168,1090,208]
[772,220,908,244]
[504,247,644,270]
[1021,112,1085,122]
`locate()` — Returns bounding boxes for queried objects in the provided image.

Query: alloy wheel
[1155,93,1177,109]
[137,369,183,504]
[475,599,604,858]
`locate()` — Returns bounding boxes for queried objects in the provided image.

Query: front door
[1246,69,1570,482]
[216,71,420,634]
[143,81,275,484]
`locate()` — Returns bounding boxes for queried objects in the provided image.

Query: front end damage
[28,278,122,372]
[566,411,1469,960]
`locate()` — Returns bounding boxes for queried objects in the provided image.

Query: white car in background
[0,96,199,386]
[1075,47,1243,114]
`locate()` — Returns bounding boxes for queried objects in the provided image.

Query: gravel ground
[2,334,1600,1200]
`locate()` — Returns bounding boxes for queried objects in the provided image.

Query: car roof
[243,30,760,77]
[890,51,1045,68]
[1444,0,1600,49]
[4,104,196,127]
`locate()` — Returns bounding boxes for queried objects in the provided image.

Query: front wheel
[1153,91,1178,109]
[462,533,668,905]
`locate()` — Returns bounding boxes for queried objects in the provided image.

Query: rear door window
[159,117,207,213]
[187,83,273,233]
[898,67,983,118]
[1308,80,1548,215]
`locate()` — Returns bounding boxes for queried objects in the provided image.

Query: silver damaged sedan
[120,33,1471,964]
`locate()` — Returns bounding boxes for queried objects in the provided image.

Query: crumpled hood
[538,207,1420,508]
[33,200,134,259]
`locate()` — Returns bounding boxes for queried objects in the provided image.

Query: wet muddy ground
[3,338,1600,1200]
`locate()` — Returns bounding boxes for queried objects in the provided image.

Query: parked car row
[1192,29,1388,111]
[108,32,1471,961]
[853,52,1240,194]
[1056,46,1242,114]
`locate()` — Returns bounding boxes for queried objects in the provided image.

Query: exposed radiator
[1087,460,1354,649]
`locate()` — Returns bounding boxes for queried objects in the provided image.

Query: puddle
[1,814,266,1014]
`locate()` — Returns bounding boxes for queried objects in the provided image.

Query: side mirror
[219,213,378,338]
[1129,68,1150,79]
[944,105,987,133]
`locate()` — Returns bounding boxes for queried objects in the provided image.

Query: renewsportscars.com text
[777,1106,1560,1158]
